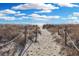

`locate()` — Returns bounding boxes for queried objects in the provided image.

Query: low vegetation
[0,24,79,56]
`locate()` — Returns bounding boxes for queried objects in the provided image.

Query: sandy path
[27,26,62,56]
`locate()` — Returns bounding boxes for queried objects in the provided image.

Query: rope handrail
[19,40,33,56]
[59,28,79,52]
[0,32,24,47]
[66,32,79,52]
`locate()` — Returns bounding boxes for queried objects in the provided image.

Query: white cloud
[15,13,26,16]
[0,9,27,17]
[73,12,79,16]
[12,3,59,12]
[0,16,16,20]
[0,9,17,14]
[63,12,79,24]
[31,23,47,25]
[29,13,60,20]
[62,16,78,20]
[62,15,79,24]
[58,3,79,7]
[34,10,52,13]
[18,16,29,20]
[69,16,78,19]
[0,9,27,21]
[0,13,5,16]
[67,19,79,24]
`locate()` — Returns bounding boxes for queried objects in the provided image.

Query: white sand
[27,26,63,56]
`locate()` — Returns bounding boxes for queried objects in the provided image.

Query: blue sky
[0,3,79,25]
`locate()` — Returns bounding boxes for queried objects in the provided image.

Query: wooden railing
[0,25,39,56]
[0,32,24,47]
[58,25,79,52]
[66,32,79,52]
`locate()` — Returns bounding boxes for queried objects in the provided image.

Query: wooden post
[25,25,27,43]
[35,25,38,42]
[64,25,67,46]
[18,25,27,56]
[58,25,60,35]
[58,25,61,35]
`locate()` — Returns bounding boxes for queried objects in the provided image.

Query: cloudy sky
[0,3,79,25]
